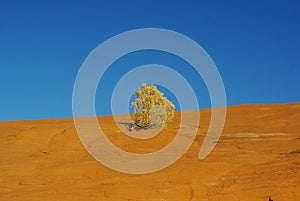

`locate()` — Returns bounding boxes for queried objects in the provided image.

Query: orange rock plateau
[1,103,300,201]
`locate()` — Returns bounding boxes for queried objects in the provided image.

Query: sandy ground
[0,103,300,201]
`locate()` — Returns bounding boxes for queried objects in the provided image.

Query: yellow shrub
[132,84,175,128]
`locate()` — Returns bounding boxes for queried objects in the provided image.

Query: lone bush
[131,84,175,129]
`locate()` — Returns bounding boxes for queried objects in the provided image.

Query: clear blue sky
[1,0,299,121]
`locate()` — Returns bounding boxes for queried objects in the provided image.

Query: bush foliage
[132,84,175,128]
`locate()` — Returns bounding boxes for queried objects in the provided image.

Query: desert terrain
[0,103,300,201]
